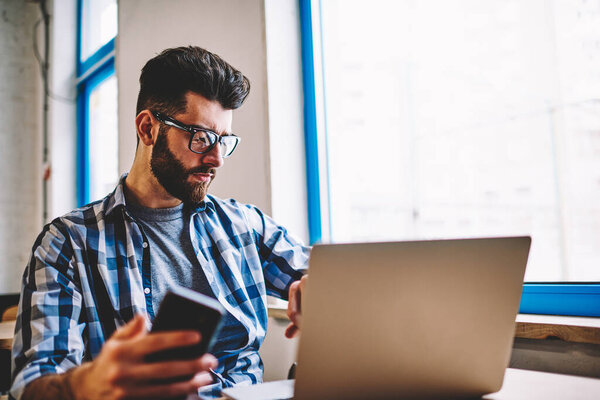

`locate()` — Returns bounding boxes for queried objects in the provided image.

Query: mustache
[186,166,216,175]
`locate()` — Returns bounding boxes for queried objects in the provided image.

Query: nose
[200,142,224,168]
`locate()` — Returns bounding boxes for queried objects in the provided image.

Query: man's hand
[23,314,218,400]
[285,275,308,338]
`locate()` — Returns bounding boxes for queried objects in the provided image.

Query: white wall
[0,0,43,293]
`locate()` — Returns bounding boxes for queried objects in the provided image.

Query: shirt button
[144,287,151,294]
[142,242,148,248]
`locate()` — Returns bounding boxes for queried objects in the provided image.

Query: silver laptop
[223,236,531,399]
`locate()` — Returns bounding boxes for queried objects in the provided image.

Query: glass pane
[88,74,118,202]
[80,0,118,62]
[319,0,600,282]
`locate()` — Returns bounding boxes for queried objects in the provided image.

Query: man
[10,46,309,400]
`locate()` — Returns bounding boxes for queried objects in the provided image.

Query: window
[300,0,600,316]
[77,0,118,205]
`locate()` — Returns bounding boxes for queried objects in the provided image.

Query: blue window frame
[76,0,118,206]
[77,59,115,205]
[299,0,600,318]
[299,0,323,245]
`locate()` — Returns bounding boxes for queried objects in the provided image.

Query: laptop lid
[293,236,531,399]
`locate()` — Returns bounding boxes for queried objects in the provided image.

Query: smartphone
[146,285,225,363]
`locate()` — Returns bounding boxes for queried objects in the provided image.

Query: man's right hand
[23,314,218,400]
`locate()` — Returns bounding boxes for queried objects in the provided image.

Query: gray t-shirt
[126,202,215,311]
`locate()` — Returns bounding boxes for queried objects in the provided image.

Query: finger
[128,330,202,360]
[287,281,300,321]
[300,275,308,291]
[284,322,299,339]
[294,279,304,313]
[190,371,215,388]
[112,314,147,340]
[299,274,308,290]
[287,284,303,333]
[201,353,219,370]
[118,354,218,382]
[297,275,308,311]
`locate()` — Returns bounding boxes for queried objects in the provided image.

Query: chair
[1,306,17,322]
[0,305,17,395]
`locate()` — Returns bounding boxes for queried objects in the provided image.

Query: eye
[190,130,216,152]
[192,131,209,144]
[220,136,239,157]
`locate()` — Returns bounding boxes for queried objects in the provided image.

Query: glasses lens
[190,130,216,153]
[220,136,240,158]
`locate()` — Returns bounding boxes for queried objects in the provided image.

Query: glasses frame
[151,110,240,158]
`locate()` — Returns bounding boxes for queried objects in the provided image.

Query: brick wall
[0,0,43,293]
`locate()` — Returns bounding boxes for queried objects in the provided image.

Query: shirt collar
[190,194,215,214]
[105,173,129,216]
[105,173,216,217]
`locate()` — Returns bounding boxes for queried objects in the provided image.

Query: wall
[0,0,43,293]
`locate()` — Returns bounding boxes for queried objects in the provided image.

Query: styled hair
[136,46,251,116]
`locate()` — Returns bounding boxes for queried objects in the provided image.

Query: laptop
[223,236,531,399]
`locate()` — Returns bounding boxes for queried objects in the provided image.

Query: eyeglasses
[151,111,240,158]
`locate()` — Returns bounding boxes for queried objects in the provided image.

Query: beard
[150,131,216,205]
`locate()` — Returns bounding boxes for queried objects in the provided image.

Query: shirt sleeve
[241,204,311,300]
[10,220,85,400]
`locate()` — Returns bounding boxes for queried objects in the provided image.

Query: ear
[135,110,158,146]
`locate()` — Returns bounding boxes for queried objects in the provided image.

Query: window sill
[268,304,600,345]
[268,304,289,321]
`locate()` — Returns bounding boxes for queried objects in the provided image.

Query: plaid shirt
[10,176,309,399]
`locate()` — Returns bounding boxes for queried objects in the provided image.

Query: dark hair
[136,46,250,116]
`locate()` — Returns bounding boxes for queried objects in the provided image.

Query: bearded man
[10,46,309,400]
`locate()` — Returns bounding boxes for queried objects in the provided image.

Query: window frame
[76,0,117,206]
[298,0,600,318]
[299,0,323,245]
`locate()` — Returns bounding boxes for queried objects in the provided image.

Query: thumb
[285,322,299,339]
[111,314,147,340]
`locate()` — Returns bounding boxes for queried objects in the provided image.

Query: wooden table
[0,320,15,350]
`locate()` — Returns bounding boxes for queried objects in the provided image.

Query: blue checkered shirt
[10,176,309,399]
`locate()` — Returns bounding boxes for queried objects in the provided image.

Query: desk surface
[215,368,600,399]
[485,368,600,400]
[0,320,15,350]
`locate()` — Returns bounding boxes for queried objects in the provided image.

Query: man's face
[150,92,233,204]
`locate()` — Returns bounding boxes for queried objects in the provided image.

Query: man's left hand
[285,275,308,338]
